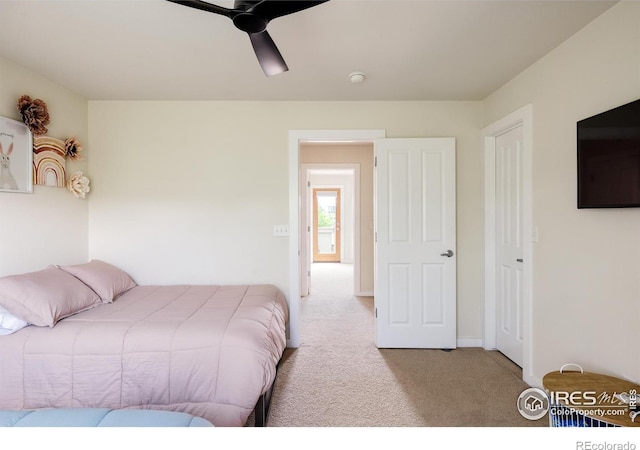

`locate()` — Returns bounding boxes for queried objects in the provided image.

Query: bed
[0,260,288,427]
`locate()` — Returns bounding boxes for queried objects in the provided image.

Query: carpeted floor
[254,263,547,427]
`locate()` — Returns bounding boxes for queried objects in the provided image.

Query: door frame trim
[288,130,385,348]
[482,104,534,385]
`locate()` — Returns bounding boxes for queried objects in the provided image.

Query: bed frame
[253,363,279,426]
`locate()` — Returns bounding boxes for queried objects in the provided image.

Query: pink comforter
[0,284,288,427]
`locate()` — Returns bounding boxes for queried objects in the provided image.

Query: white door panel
[375,138,456,349]
[496,126,524,366]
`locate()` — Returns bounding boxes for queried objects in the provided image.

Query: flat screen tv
[577,98,640,208]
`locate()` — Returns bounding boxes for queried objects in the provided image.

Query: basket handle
[560,363,584,373]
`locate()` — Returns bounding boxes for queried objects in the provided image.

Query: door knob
[440,250,454,257]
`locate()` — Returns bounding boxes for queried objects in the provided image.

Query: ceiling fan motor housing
[233,12,268,33]
[232,1,269,34]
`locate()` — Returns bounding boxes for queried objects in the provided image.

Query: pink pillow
[0,266,102,327]
[59,260,136,303]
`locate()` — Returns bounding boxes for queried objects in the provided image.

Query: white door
[495,125,524,366]
[375,138,456,349]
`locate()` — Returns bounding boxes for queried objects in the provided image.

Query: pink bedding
[0,284,288,427]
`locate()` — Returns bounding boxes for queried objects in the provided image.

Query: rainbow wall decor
[33,136,66,187]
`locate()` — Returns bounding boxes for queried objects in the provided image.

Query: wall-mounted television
[577,98,640,208]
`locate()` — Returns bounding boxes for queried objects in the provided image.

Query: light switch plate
[273,225,289,236]
[532,226,539,243]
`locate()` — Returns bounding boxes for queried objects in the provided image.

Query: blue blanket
[0,408,213,427]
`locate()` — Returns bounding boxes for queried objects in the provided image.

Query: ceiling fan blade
[166,0,235,18]
[249,31,288,76]
[168,0,325,76]
[251,0,330,21]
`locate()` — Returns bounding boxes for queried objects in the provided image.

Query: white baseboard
[356,291,374,297]
[292,337,484,348]
[526,374,543,389]
[291,338,484,349]
[457,338,483,348]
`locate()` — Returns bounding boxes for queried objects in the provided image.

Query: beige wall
[483,1,640,385]
[0,56,88,277]
[88,101,484,341]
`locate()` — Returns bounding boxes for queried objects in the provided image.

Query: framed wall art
[0,116,33,194]
[33,136,66,187]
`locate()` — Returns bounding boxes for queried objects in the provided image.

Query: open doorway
[288,133,382,348]
[302,166,369,345]
[305,170,353,299]
[299,142,374,302]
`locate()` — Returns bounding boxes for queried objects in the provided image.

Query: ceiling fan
[166,0,329,76]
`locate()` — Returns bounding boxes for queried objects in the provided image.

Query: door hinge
[307,181,310,187]
[308,270,311,277]
[307,226,310,232]
[375,232,377,243]
[374,156,377,167]
[375,308,377,318]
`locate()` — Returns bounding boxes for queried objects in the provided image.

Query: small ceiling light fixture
[349,72,366,84]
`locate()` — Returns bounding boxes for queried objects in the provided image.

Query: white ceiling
[0,0,618,101]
